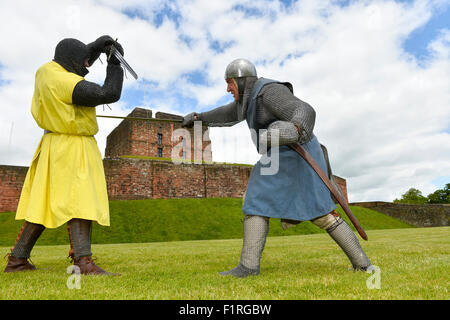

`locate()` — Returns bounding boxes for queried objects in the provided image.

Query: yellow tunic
[15,61,110,228]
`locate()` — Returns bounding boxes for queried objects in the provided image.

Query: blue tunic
[242,79,336,221]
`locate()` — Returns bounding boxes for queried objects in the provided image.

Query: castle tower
[105,107,212,162]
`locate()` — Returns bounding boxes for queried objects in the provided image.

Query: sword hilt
[104,39,138,80]
[106,38,118,62]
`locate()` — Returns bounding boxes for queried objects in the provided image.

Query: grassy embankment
[0,198,414,246]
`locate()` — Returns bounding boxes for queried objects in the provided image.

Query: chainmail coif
[54,38,90,77]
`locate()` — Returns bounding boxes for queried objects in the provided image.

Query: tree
[393,188,428,204]
[427,183,450,204]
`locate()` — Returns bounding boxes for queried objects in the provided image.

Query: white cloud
[0,0,449,203]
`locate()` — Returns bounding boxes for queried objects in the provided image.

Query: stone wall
[350,201,450,227]
[105,108,212,162]
[0,165,28,212]
[0,160,253,211]
[333,175,348,203]
[0,160,348,212]
[104,158,251,200]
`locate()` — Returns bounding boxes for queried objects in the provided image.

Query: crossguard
[106,42,138,80]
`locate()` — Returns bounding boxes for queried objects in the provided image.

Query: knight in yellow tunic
[4,36,124,275]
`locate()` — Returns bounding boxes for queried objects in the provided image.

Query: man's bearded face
[226,78,239,102]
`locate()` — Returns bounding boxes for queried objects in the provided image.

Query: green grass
[0,198,414,247]
[120,155,254,166]
[0,227,448,299]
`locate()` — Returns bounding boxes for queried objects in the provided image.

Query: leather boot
[4,255,37,273]
[73,256,119,276]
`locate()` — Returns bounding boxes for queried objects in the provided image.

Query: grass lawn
[0,227,448,300]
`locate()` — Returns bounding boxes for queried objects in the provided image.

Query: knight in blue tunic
[183,59,373,278]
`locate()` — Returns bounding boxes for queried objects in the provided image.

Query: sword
[96,114,181,123]
[96,114,209,126]
[107,42,138,80]
[289,142,368,241]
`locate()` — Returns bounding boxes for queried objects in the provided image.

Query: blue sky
[117,0,450,116]
[0,0,448,201]
[104,0,450,195]
[403,2,450,60]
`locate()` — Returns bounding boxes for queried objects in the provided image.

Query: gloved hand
[107,41,124,65]
[86,35,124,66]
[89,35,116,53]
[182,112,199,128]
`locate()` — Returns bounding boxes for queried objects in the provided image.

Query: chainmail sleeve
[259,83,316,146]
[198,101,241,127]
[72,64,124,107]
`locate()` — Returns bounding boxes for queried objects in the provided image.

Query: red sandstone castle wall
[105,120,132,158]
[334,175,348,203]
[0,166,28,212]
[105,108,211,162]
[205,165,251,198]
[104,158,251,200]
[0,161,348,212]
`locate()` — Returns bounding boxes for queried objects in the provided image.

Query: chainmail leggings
[11,222,45,259]
[239,213,371,271]
[11,219,93,260]
[67,218,92,260]
[239,215,269,271]
[325,217,372,269]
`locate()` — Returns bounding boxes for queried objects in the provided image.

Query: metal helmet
[224,58,257,80]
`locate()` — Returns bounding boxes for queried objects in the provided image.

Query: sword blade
[96,114,182,123]
[111,46,138,80]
